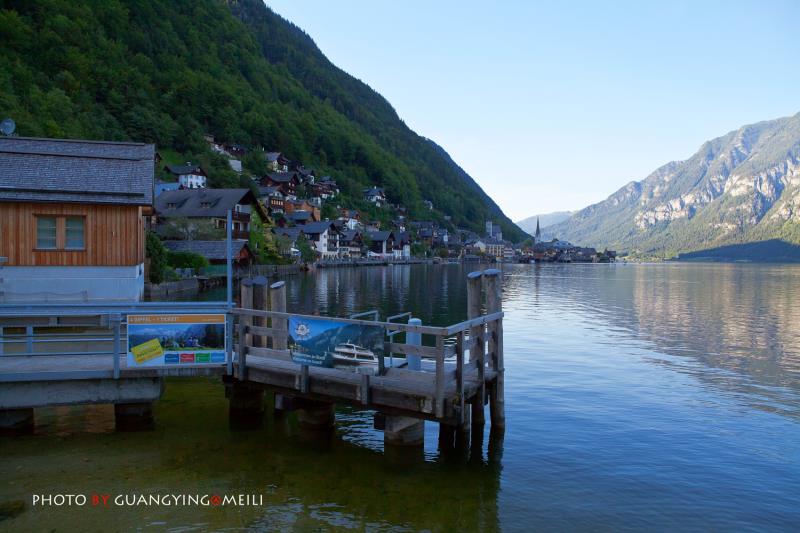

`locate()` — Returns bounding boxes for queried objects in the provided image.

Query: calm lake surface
[2,263,800,531]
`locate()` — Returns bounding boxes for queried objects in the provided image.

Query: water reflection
[501,263,800,417]
[4,263,800,531]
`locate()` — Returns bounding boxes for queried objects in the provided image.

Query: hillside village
[151,135,502,267]
[147,135,617,277]
[0,131,616,301]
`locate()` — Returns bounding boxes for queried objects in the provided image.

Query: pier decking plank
[237,354,494,423]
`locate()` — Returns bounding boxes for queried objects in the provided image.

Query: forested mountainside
[0,0,525,241]
[549,113,800,257]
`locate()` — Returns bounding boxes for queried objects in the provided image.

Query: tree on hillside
[0,0,528,241]
[296,235,317,263]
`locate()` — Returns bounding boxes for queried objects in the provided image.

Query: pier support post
[296,401,335,430]
[0,408,34,435]
[228,382,265,428]
[114,402,154,431]
[267,281,289,413]
[239,279,253,379]
[269,281,288,351]
[383,415,424,447]
[250,276,269,348]
[484,269,505,432]
[467,271,486,428]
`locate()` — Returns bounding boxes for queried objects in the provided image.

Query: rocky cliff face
[549,113,800,255]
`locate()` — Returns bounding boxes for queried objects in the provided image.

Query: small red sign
[180,353,195,363]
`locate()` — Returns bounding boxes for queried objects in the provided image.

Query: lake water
[2,263,800,531]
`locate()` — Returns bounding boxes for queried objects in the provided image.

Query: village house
[464,239,487,255]
[311,176,338,199]
[265,152,290,172]
[295,165,315,183]
[366,230,395,257]
[394,231,412,258]
[363,187,386,206]
[484,239,505,258]
[301,221,339,259]
[0,137,155,301]
[261,171,299,198]
[485,220,503,241]
[338,208,361,230]
[257,186,285,214]
[422,200,433,210]
[285,210,312,225]
[572,247,599,263]
[284,198,321,221]
[154,188,263,240]
[273,227,302,258]
[164,162,207,189]
[162,239,254,270]
[338,230,364,258]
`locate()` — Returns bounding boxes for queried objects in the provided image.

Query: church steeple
[534,217,541,243]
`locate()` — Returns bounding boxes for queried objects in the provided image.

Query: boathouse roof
[155,188,257,218]
[0,136,155,206]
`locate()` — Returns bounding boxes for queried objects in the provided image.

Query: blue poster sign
[288,316,384,369]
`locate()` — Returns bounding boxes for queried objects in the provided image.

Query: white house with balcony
[165,163,207,189]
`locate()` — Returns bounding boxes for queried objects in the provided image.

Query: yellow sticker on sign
[130,338,164,364]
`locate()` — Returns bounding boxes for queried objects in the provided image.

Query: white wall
[178,174,207,189]
[0,264,145,302]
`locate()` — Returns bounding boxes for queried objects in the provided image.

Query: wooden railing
[0,271,506,430]
[232,269,505,427]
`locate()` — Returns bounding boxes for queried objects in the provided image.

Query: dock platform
[0,270,505,446]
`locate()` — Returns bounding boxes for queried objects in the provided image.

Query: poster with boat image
[127,314,226,367]
[288,316,384,369]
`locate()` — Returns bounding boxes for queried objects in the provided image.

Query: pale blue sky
[266,0,799,221]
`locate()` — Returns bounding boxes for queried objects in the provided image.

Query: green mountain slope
[548,114,800,256]
[0,0,525,241]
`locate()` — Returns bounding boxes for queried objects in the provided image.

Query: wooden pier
[0,271,505,447]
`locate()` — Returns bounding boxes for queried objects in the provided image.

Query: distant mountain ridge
[548,113,800,256]
[516,211,573,235]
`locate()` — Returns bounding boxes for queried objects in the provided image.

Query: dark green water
[2,263,800,531]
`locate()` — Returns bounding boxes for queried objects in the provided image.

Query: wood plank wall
[0,202,145,266]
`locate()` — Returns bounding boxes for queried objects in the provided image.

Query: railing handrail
[231,307,456,336]
[0,301,230,318]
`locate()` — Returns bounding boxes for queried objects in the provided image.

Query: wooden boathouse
[0,270,505,447]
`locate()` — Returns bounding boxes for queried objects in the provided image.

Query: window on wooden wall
[36,216,57,249]
[35,215,86,251]
[65,217,85,249]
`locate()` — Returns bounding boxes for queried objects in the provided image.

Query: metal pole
[226,210,233,375]
[225,313,233,375]
[112,314,121,379]
[26,325,33,354]
[407,317,422,371]
[226,209,233,309]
